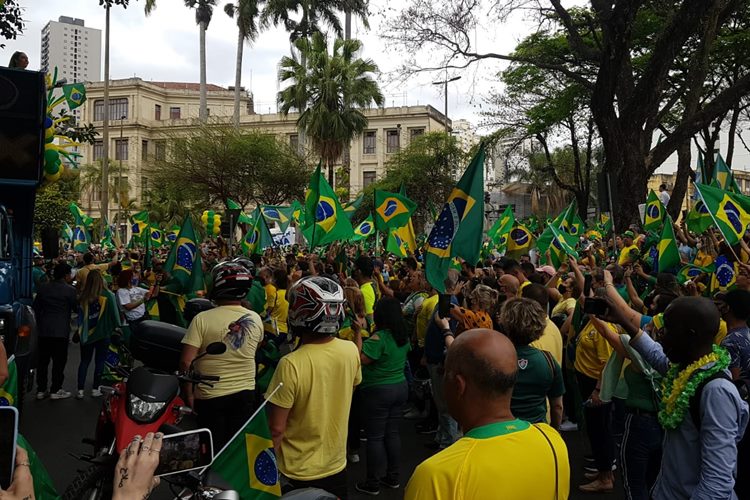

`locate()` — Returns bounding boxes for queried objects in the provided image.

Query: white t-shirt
[117,287,147,322]
[658,191,670,206]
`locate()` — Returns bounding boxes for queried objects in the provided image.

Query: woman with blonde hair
[448,283,498,336]
[76,270,121,399]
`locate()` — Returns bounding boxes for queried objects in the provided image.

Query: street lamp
[432,74,461,131]
[118,115,125,243]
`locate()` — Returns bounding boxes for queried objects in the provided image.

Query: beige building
[76,77,449,229]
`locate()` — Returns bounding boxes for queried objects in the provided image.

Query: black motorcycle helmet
[231,256,256,278]
[210,261,253,301]
[183,298,216,324]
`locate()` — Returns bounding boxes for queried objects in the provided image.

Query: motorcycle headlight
[128,394,166,422]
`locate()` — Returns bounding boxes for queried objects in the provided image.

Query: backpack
[689,372,750,430]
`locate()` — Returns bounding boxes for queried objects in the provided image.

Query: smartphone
[0,407,18,489]
[583,297,609,316]
[438,293,451,319]
[155,428,214,477]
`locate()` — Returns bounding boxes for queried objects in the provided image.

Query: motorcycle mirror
[205,342,227,355]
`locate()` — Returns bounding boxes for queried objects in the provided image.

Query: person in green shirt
[352,297,410,496]
[499,297,565,428]
[31,256,48,294]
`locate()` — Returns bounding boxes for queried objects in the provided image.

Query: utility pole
[432,73,461,131]
[118,115,125,242]
[101,4,111,234]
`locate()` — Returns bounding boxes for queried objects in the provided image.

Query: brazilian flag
[211,408,281,498]
[353,214,375,241]
[694,182,750,245]
[302,164,354,249]
[243,208,274,256]
[62,82,86,110]
[686,198,712,234]
[163,215,204,294]
[657,215,680,273]
[677,263,715,284]
[374,189,417,232]
[505,224,535,260]
[644,190,665,231]
[713,154,741,193]
[290,199,304,224]
[425,146,485,292]
[489,205,514,252]
[71,210,90,252]
[549,224,579,260]
[0,355,16,406]
[166,224,180,244]
[129,210,149,238]
[261,205,293,233]
[226,198,254,224]
[343,192,364,220]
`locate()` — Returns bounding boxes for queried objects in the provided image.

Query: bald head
[499,274,520,297]
[445,329,518,398]
[662,296,720,364]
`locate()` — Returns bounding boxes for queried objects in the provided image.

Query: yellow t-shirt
[552,297,576,317]
[715,319,728,345]
[405,419,569,500]
[266,338,362,481]
[416,294,439,348]
[518,280,531,297]
[76,263,110,289]
[361,282,375,317]
[270,289,289,334]
[182,305,263,399]
[618,244,640,265]
[264,283,278,317]
[574,320,616,380]
[530,318,563,366]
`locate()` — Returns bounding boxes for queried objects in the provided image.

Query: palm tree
[341,0,368,39]
[278,33,384,187]
[225,0,262,128]
[185,0,218,122]
[78,161,122,210]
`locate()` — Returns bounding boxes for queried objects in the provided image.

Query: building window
[93,97,128,121]
[155,141,166,161]
[363,171,377,188]
[93,140,104,161]
[154,104,161,121]
[92,185,101,201]
[363,131,376,155]
[141,140,148,161]
[141,177,149,201]
[386,129,400,153]
[114,138,128,161]
[169,107,181,120]
[289,134,299,151]
[410,128,425,139]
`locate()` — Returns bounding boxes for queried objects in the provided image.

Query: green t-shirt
[623,365,658,412]
[511,345,565,424]
[361,329,410,389]
[31,266,47,293]
[246,280,266,316]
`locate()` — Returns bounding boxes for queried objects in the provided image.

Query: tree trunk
[101,5,111,233]
[345,10,352,40]
[297,49,307,155]
[199,21,208,122]
[327,159,334,188]
[668,140,692,220]
[232,28,244,128]
[726,104,741,166]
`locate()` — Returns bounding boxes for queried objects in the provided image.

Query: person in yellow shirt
[405,328,569,500]
[259,267,278,333]
[574,314,617,493]
[522,283,564,365]
[618,231,640,266]
[267,276,362,498]
[270,268,289,335]
[353,256,376,328]
[180,261,262,449]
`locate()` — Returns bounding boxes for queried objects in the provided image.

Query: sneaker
[579,478,614,493]
[347,452,360,464]
[91,388,102,398]
[76,390,84,400]
[50,389,71,400]
[379,476,400,489]
[359,429,367,442]
[559,420,579,432]
[584,462,617,474]
[35,391,49,400]
[355,481,380,496]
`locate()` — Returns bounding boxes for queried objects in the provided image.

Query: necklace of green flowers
[658,344,731,430]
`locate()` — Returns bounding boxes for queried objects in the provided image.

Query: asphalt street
[20,344,624,500]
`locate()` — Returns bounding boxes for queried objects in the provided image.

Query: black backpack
[689,372,750,430]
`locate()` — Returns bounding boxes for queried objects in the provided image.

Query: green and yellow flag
[489,205,515,252]
[303,164,354,249]
[71,209,90,253]
[374,189,417,232]
[387,221,417,257]
[226,198,254,224]
[290,200,304,224]
[129,210,149,238]
[242,208,274,256]
[149,226,163,248]
[686,199,712,235]
[505,224,535,259]
[343,193,364,220]
[261,206,293,233]
[0,356,17,406]
[657,215,680,272]
[62,82,86,110]
[353,214,375,241]
[163,216,203,294]
[694,182,750,245]
[713,154,741,193]
[425,146,485,291]
[166,224,180,244]
[100,219,115,250]
[676,263,715,284]
[211,408,281,499]
[644,190,665,231]
[549,224,579,260]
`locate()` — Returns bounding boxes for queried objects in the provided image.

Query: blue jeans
[428,363,460,448]
[360,382,409,481]
[621,412,663,500]
[77,339,110,391]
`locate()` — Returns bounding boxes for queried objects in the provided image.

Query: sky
[6,0,535,127]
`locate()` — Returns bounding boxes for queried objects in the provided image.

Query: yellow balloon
[201,211,209,223]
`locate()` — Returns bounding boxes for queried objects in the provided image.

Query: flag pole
[691,179,742,263]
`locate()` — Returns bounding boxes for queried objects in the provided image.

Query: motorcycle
[63,319,229,500]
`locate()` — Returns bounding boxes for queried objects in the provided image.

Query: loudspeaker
[40,227,60,259]
[220,220,231,238]
[0,68,45,183]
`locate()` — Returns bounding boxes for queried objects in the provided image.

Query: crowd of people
[4,215,750,499]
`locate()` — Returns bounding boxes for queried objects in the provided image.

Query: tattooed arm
[112,432,162,500]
